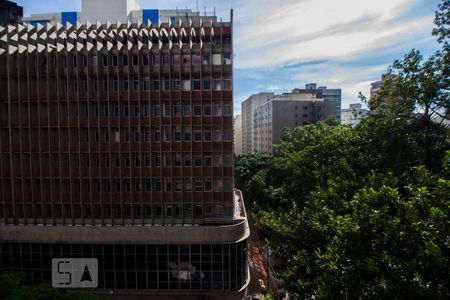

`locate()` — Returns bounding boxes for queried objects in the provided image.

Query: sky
[16,0,442,115]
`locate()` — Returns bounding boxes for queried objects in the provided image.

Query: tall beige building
[241,93,274,155]
[253,90,336,154]
[234,114,243,156]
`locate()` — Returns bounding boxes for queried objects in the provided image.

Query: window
[214,180,223,192]
[133,54,138,66]
[153,104,161,116]
[182,54,190,65]
[173,105,181,116]
[143,54,149,65]
[192,54,201,65]
[153,77,160,91]
[144,104,150,117]
[193,77,201,90]
[135,156,141,167]
[172,54,180,65]
[205,178,212,191]
[165,179,172,192]
[223,104,232,116]
[123,104,129,117]
[184,179,192,191]
[194,153,202,166]
[223,52,231,65]
[194,178,203,192]
[184,153,191,166]
[143,78,150,91]
[204,130,212,141]
[174,127,181,141]
[203,77,211,90]
[133,77,139,91]
[174,153,182,167]
[223,77,231,90]
[213,129,221,141]
[182,79,191,91]
[212,54,221,65]
[133,103,140,117]
[122,55,128,66]
[123,80,129,92]
[213,78,222,91]
[223,130,233,142]
[184,128,191,141]
[112,55,118,66]
[144,130,151,142]
[183,104,191,116]
[202,53,210,65]
[194,130,202,141]
[203,105,211,116]
[163,77,170,90]
[152,54,160,66]
[163,53,170,65]
[163,104,171,116]
[213,103,222,116]
[173,77,181,90]
[102,55,108,67]
[193,104,202,116]
[134,131,140,142]
[213,154,222,167]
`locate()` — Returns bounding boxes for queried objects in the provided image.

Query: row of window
[61,177,234,193]
[66,102,233,117]
[0,203,233,219]
[60,152,233,168]
[1,242,246,290]
[61,53,232,68]
[66,128,234,143]
[61,76,232,92]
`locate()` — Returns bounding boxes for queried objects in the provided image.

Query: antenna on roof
[204,6,206,16]
[214,6,216,16]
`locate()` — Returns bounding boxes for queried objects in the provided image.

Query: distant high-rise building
[0,0,23,26]
[0,0,249,298]
[252,90,336,154]
[341,103,371,127]
[303,83,342,120]
[370,74,398,100]
[241,92,274,155]
[234,115,243,157]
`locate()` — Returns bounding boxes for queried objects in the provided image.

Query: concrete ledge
[0,220,250,244]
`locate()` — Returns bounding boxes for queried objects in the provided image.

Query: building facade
[0,0,23,26]
[341,103,371,127]
[253,91,336,154]
[240,92,274,155]
[234,115,242,157]
[302,83,342,120]
[0,0,249,298]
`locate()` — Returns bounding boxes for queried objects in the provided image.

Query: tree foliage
[238,2,450,298]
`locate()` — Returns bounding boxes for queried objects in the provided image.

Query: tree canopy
[236,1,450,299]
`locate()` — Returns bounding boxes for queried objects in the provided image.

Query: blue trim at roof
[143,9,159,24]
[61,11,77,26]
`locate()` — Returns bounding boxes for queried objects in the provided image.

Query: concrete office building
[253,90,336,154]
[241,92,274,155]
[303,83,342,120]
[0,0,23,26]
[234,115,242,157]
[0,0,249,298]
[341,103,371,127]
